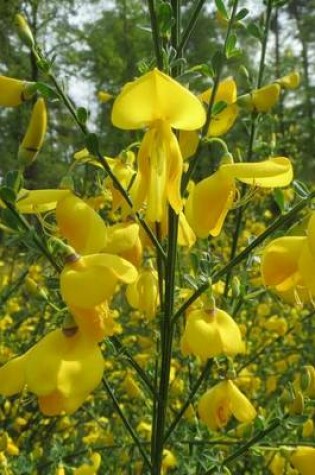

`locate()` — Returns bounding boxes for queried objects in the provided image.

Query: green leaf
[293,180,310,198]
[212,100,227,115]
[273,188,285,213]
[215,0,228,19]
[35,82,59,100]
[226,33,237,58]
[183,274,198,290]
[86,133,99,156]
[0,186,17,204]
[212,50,225,74]
[77,106,89,125]
[247,23,263,42]
[5,170,23,194]
[157,2,174,35]
[235,8,249,21]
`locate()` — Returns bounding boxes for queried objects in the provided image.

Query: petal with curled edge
[221,157,293,188]
[261,236,306,291]
[16,188,71,214]
[60,254,138,308]
[227,380,257,423]
[185,169,235,238]
[112,68,205,130]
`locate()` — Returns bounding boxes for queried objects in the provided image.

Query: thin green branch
[176,0,206,58]
[110,336,157,397]
[181,0,240,192]
[147,0,163,70]
[2,199,61,273]
[152,209,179,474]
[204,415,289,474]
[164,359,212,443]
[102,377,152,471]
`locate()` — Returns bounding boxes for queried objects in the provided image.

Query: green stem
[152,209,179,474]
[172,191,315,325]
[176,0,206,58]
[102,377,152,471]
[181,0,239,192]
[2,199,61,273]
[147,0,163,70]
[204,415,288,474]
[164,359,212,443]
[110,336,157,397]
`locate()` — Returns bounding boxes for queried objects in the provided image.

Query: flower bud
[14,13,35,48]
[18,98,47,166]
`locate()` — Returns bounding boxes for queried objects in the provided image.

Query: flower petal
[16,189,71,214]
[185,169,235,237]
[112,68,205,130]
[227,380,257,423]
[221,157,293,188]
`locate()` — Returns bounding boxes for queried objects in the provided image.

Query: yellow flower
[181,307,244,360]
[18,97,47,166]
[261,213,315,303]
[277,71,300,89]
[0,329,104,415]
[198,380,257,431]
[60,253,137,309]
[98,90,113,103]
[15,188,71,213]
[69,302,117,342]
[103,221,142,266]
[73,453,102,475]
[112,68,205,221]
[200,77,239,136]
[251,83,281,112]
[126,266,159,319]
[185,156,293,237]
[290,447,315,475]
[56,193,107,255]
[0,75,35,107]
[162,449,177,474]
[179,77,238,159]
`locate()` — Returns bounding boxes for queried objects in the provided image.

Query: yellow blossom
[60,253,137,309]
[112,68,205,221]
[73,453,102,475]
[126,266,159,319]
[181,307,244,360]
[0,75,35,107]
[185,156,293,237]
[0,329,104,415]
[290,447,315,475]
[198,380,257,431]
[56,193,107,254]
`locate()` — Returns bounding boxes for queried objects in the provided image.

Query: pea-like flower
[261,212,315,303]
[290,446,315,475]
[185,156,293,238]
[198,380,257,431]
[60,253,138,309]
[181,307,244,360]
[0,75,35,107]
[126,265,159,319]
[0,329,104,415]
[56,193,107,255]
[112,68,206,222]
